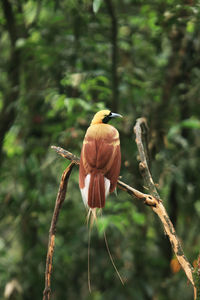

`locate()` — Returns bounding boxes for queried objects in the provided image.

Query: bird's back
[79,123,121,208]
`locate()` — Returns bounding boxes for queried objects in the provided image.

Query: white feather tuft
[104,177,110,198]
[80,174,91,207]
[81,174,110,208]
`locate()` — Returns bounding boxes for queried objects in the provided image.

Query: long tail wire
[103,230,124,285]
[87,208,124,292]
[88,221,92,293]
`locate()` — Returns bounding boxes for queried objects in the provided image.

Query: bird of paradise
[79,110,124,291]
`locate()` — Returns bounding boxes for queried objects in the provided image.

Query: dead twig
[134,118,160,199]
[134,117,195,292]
[51,146,79,165]
[43,162,75,300]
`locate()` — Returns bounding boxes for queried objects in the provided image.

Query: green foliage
[93,0,103,14]
[0,0,200,299]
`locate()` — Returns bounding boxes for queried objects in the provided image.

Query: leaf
[3,126,23,157]
[167,118,200,140]
[186,20,195,33]
[15,38,26,49]
[181,118,200,129]
[170,258,181,274]
[93,0,102,14]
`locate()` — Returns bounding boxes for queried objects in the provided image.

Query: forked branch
[51,146,158,206]
[51,143,194,286]
[134,118,195,293]
[44,117,196,299]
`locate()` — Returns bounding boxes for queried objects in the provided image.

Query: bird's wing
[79,124,121,193]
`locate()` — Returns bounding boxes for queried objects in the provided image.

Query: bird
[79,109,122,219]
[79,110,123,290]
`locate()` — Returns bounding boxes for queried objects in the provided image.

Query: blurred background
[1,0,200,299]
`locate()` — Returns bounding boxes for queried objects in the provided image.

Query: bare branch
[117,180,157,207]
[134,118,160,199]
[43,162,75,300]
[134,118,195,289]
[50,126,196,296]
[51,145,158,206]
[51,146,80,165]
[105,0,119,112]
[2,0,18,47]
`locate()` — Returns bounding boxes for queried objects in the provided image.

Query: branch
[134,118,160,199]
[50,122,196,296]
[105,0,119,112]
[51,146,80,165]
[2,0,17,47]
[51,146,158,206]
[134,118,195,290]
[43,162,75,300]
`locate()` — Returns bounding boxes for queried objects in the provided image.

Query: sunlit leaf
[93,0,102,14]
[181,118,200,129]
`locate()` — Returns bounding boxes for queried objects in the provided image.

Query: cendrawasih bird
[79,109,122,221]
[79,109,124,291]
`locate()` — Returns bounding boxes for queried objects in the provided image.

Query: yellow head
[91,110,122,125]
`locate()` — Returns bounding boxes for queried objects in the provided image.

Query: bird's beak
[110,112,123,118]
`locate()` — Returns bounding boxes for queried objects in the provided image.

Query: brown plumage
[79,110,124,290]
[79,110,122,209]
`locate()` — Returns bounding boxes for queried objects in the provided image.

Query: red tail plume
[88,173,105,208]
